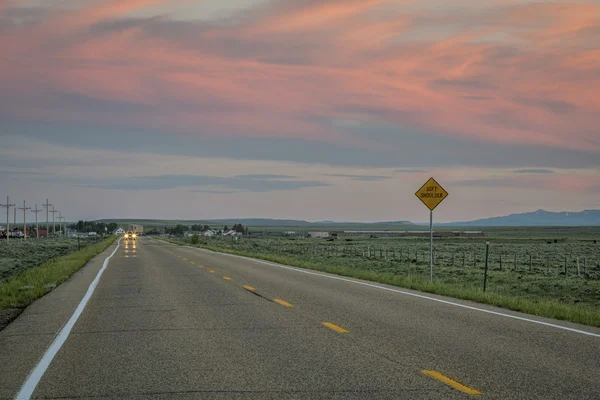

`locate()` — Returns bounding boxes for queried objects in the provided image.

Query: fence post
[584,258,587,276]
[546,257,550,273]
[462,252,465,267]
[564,255,568,277]
[452,253,456,267]
[577,257,580,276]
[499,253,502,270]
[483,242,490,292]
[529,254,532,272]
[473,252,477,268]
[514,253,517,271]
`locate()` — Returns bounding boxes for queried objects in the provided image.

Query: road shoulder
[0,240,120,399]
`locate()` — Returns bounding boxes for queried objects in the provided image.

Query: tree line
[170,224,249,235]
[68,220,118,233]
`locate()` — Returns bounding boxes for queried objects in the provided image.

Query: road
[1,237,599,399]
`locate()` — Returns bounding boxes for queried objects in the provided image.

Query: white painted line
[15,240,121,400]
[152,237,600,337]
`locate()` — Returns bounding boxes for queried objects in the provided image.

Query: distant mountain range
[99,210,600,229]
[444,210,600,227]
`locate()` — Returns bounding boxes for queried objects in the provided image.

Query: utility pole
[18,201,31,240]
[1,196,15,243]
[13,207,17,226]
[58,213,66,237]
[50,206,58,235]
[43,199,53,239]
[31,204,42,239]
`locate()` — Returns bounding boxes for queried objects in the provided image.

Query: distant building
[308,231,330,238]
[113,228,125,235]
[203,230,215,237]
[223,230,241,236]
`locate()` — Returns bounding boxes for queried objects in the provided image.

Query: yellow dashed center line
[273,299,294,308]
[182,258,188,261]
[242,285,256,291]
[322,322,349,333]
[189,261,195,264]
[223,276,232,281]
[421,370,482,396]
[197,265,204,269]
[209,270,215,273]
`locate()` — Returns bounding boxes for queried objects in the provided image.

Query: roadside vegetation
[0,236,116,322]
[159,236,600,327]
[0,237,107,281]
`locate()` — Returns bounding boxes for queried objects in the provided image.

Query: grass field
[0,236,117,329]
[162,235,600,327]
[0,237,105,282]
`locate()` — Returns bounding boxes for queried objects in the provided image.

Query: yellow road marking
[197,265,204,269]
[189,261,195,264]
[421,370,482,396]
[209,270,215,273]
[322,322,348,333]
[273,299,294,308]
[182,258,188,261]
[223,276,232,281]
[243,285,256,291]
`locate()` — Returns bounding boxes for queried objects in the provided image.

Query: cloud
[394,169,428,173]
[0,0,599,157]
[431,79,493,89]
[454,173,600,194]
[84,174,332,192]
[513,169,554,174]
[323,173,390,181]
[234,174,297,179]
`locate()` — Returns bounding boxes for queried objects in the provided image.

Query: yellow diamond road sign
[415,177,448,211]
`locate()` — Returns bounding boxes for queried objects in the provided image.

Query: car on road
[123,231,137,242]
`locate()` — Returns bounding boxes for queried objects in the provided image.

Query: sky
[1,0,599,223]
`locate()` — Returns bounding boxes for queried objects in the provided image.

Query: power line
[17,200,31,240]
[43,199,53,238]
[0,196,15,243]
[58,212,66,237]
[30,204,42,239]
[50,206,58,236]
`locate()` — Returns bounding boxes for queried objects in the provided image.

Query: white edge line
[153,238,600,338]
[15,239,121,400]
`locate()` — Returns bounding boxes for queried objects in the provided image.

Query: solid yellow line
[242,285,256,291]
[209,270,215,273]
[322,322,348,333]
[421,370,482,395]
[223,276,231,281]
[273,299,294,308]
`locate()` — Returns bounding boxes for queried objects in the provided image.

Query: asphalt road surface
[1,237,599,399]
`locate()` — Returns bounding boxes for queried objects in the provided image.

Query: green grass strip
[161,237,600,328]
[0,236,117,309]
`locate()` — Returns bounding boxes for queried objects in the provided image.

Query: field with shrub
[0,237,103,281]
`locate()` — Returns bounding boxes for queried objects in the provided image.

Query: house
[113,228,125,235]
[203,230,215,237]
[223,230,241,236]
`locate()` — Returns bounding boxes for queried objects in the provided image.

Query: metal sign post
[415,177,449,281]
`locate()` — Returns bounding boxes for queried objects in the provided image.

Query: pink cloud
[1,0,599,153]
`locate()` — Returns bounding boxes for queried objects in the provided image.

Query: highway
[1,237,599,399]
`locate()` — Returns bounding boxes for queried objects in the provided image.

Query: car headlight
[133,234,137,238]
